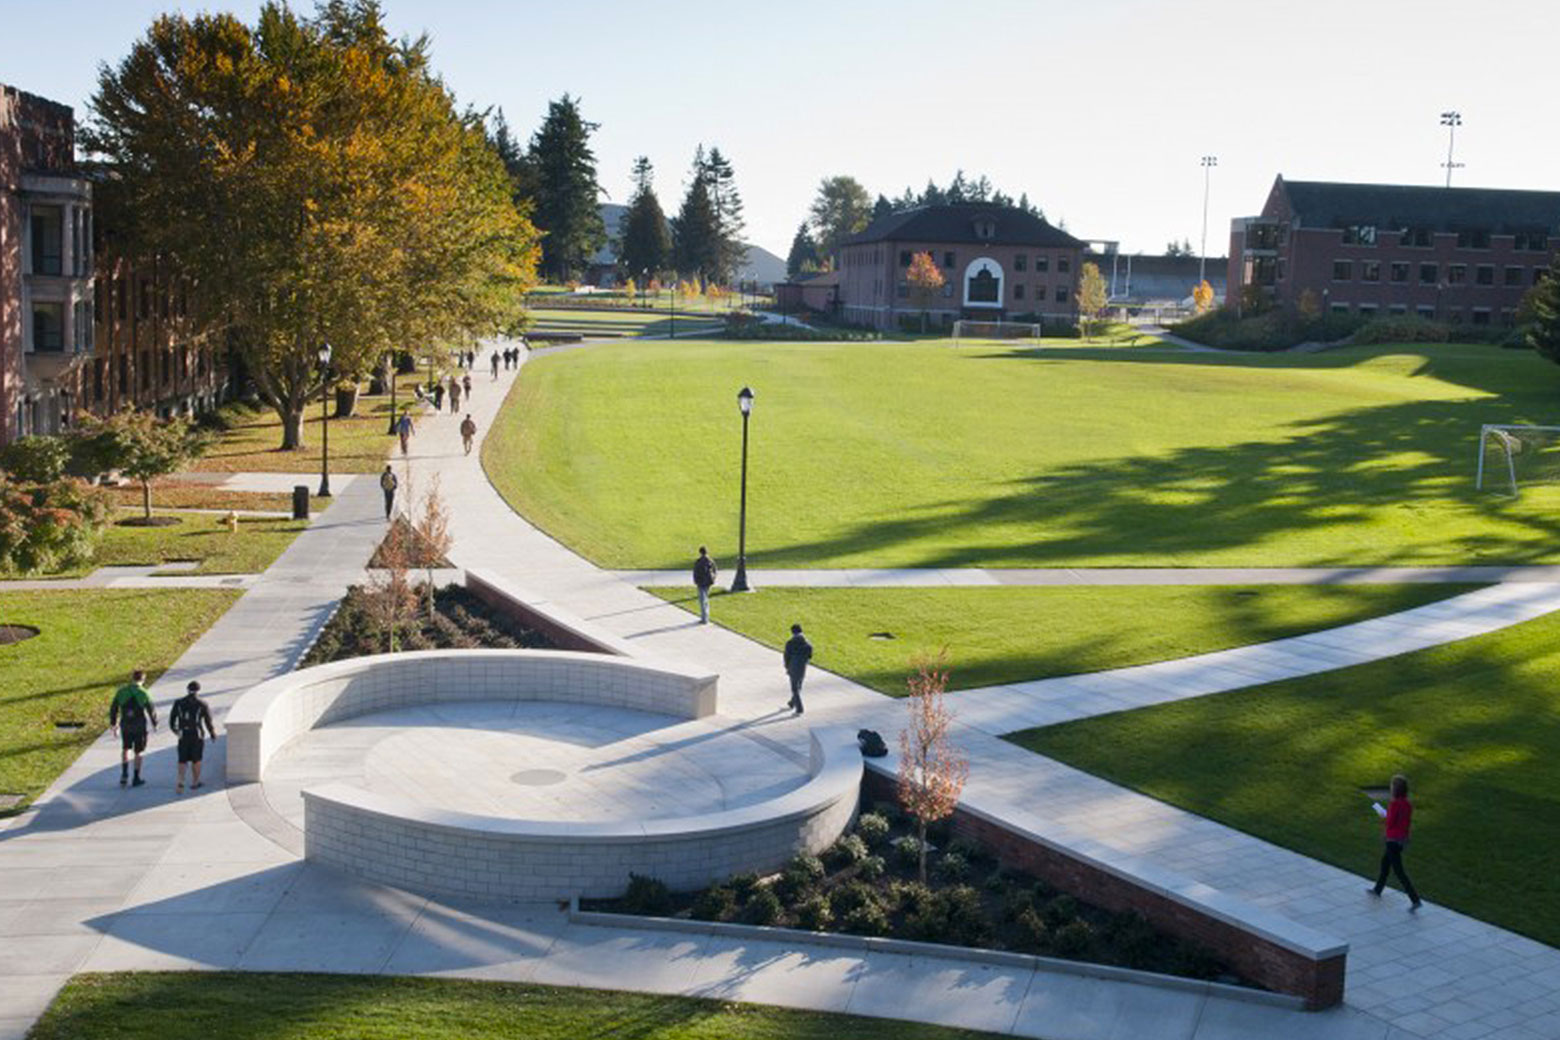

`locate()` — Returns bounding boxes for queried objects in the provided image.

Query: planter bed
[301,582,557,664]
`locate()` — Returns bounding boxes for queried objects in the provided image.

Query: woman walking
[1368,774,1423,911]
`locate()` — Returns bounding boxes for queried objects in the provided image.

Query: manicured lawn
[647,584,1472,694]
[1011,607,1560,948]
[528,307,725,338]
[193,395,401,473]
[485,339,1560,570]
[39,510,308,577]
[30,973,1007,1040]
[0,589,239,813]
[102,478,296,513]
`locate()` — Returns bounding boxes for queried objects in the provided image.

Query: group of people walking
[691,546,812,716]
[109,671,218,793]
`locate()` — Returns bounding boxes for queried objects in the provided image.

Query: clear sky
[5,0,1559,258]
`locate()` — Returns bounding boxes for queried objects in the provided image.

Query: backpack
[170,696,202,737]
[857,729,888,758]
[692,556,715,586]
[117,688,149,729]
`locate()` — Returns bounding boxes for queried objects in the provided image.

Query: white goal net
[952,320,1042,344]
[1476,424,1560,496]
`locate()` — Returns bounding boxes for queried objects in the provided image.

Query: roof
[1278,178,1560,233]
[844,204,1085,249]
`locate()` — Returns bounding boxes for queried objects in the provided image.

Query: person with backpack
[463,372,474,399]
[460,414,478,456]
[169,680,218,794]
[783,623,813,716]
[692,547,718,624]
[379,464,398,519]
[109,670,159,787]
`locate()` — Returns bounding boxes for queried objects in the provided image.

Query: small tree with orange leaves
[906,251,946,333]
[897,649,969,883]
[411,474,453,617]
[1192,279,1214,314]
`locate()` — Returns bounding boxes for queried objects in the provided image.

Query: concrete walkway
[615,565,1560,587]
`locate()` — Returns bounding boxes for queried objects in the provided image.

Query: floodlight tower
[1440,111,1464,187]
[1199,155,1218,285]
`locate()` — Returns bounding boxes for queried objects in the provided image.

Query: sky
[5,0,1560,259]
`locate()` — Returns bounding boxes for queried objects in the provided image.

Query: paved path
[615,565,1560,587]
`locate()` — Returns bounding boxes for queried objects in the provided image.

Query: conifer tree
[785,224,820,277]
[1526,256,1560,364]
[701,147,748,286]
[527,94,606,283]
[618,156,671,279]
[872,194,894,221]
[672,148,721,283]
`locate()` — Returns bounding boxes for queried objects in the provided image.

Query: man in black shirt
[169,680,218,793]
[783,623,813,716]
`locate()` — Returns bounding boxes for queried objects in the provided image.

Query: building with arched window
[834,204,1085,330]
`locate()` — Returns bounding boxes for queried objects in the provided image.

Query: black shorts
[177,735,205,764]
[121,727,147,753]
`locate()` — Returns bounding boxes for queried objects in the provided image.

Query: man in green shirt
[109,670,159,787]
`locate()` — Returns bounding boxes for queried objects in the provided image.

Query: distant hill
[592,202,786,287]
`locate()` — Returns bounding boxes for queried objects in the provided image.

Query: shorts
[177,735,205,764]
[121,727,147,753]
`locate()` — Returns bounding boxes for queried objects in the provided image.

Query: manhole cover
[511,768,568,787]
[868,632,895,640]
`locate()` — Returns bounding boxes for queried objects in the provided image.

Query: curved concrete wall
[226,649,718,783]
[302,728,862,901]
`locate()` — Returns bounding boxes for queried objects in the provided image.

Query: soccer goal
[1476,424,1560,496]
[952,320,1042,345]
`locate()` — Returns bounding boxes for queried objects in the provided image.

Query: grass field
[1011,606,1560,948]
[193,396,400,474]
[528,307,725,339]
[30,973,1005,1040]
[36,510,309,577]
[647,584,1472,694]
[101,478,296,513]
[0,589,239,813]
[485,339,1560,570]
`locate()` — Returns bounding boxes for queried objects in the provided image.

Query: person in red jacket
[1368,774,1423,911]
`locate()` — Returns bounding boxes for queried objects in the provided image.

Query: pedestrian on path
[693,547,718,624]
[450,381,462,414]
[460,414,478,456]
[397,410,416,455]
[432,380,445,411]
[463,373,473,399]
[1368,774,1423,911]
[169,680,217,794]
[783,623,812,715]
[379,464,398,519]
[109,669,158,787]
[491,351,500,379]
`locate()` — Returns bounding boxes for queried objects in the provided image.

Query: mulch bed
[301,582,555,665]
[0,624,40,645]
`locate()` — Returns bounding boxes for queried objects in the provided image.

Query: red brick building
[1228,176,1560,327]
[835,204,1086,330]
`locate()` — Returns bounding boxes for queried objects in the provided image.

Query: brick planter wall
[465,569,636,656]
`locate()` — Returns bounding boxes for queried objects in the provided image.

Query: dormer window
[973,218,996,240]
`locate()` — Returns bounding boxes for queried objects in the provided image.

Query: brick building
[835,204,1086,330]
[1228,176,1560,327]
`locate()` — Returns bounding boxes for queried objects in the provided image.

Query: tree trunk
[917,817,928,885]
[141,479,152,521]
[334,384,358,419]
[280,409,306,450]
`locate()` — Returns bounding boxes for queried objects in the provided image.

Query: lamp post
[1199,155,1218,286]
[317,342,333,498]
[731,386,754,593]
[669,279,677,340]
[1440,111,1463,187]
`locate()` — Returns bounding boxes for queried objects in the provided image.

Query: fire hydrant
[224,510,239,534]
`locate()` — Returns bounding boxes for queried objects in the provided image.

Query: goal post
[1476,423,1560,496]
[952,319,1042,345]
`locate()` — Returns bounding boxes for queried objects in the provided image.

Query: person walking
[692,547,718,624]
[1368,774,1423,911]
[379,464,398,519]
[783,623,812,716]
[169,680,218,794]
[109,670,159,787]
[432,380,445,411]
[462,372,473,399]
[396,410,416,455]
[450,381,462,414]
[460,414,478,456]
[491,351,501,379]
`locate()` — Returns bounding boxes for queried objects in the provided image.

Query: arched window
[963,257,1004,307]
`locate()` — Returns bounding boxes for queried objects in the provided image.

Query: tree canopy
[1526,258,1560,365]
[809,175,873,264]
[618,156,671,278]
[785,223,821,278]
[527,94,606,283]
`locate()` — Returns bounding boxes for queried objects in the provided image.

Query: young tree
[1076,261,1109,341]
[808,175,873,263]
[672,149,722,284]
[364,510,417,652]
[1526,257,1560,364]
[906,251,945,333]
[411,474,453,616]
[785,223,820,278]
[528,95,606,283]
[619,156,671,279]
[898,650,968,884]
[1192,279,1215,313]
[75,411,206,522]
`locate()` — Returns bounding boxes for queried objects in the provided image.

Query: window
[1501,308,1518,326]
[1361,261,1381,282]
[1330,303,1349,314]
[1357,304,1378,317]
[973,218,996,240]
[967,269,999,303]
[896,281,908,299]
[1416,305,1436,318]
[1456,229,1491,249]
[899,251,912,268]
[1475,265,1494,286]
[1014,284,1026,300]
[1514,232,1549,252]
[1505,266,1526,286]
[140,351,151,390]
[93,289,103,322]
[1057,257,1071,273]
[1054,286,1067,302]
[1390,262,1410,283]
[1035,256,1049,272]
[1036,284,1047,300]
[93,360,104,402]
[1472,308,1491,326]
[1420,263,1438,284]
[31,301,63,351]
[1014,254,1027,272]
[117,354,128,396]
[1400,227,1433,248]
[1332,260,1352,280]
[1447,264,1467,284]
[29,206,62,274]
[1388,304,1407,316]
[943,251,955,268]
[1341,225,1377,246]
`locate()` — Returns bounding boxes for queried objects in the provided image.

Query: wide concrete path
[615,565,1560,587]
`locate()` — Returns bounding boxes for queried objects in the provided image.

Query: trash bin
[292,485,310,520]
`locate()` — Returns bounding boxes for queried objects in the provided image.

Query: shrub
[907,885,989,946]
[826,834,869,868]
[1001,888,1035,923]
[1349,315,1452,345]
[1051,919,1095,957]
[0,477,111,576]
[690,886,737,922]
[889,880,934,916]
[946,838,988,865]
[857,855,886,881]
[893,835,924,869]
[787,854,826,882]
[742,886,782,925]
[1017,906,1049,949]
[728,872,761,901]
[1102,911,1158,969]
[0,436,71,483]
[828,880,882,920]
[855,812,891,848]
[1042,894,1079,929]
[794,894,833,931]
[933,851,969,883]
[620,874,671,916]
[775,854,826,903]
[840,902,890,936]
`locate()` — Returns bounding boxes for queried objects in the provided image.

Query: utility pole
[1199,156,1218,285]
[1440,111,1463,187]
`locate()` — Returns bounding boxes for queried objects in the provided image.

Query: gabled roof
[1278,178,1560,233]
[844,204,1085,249]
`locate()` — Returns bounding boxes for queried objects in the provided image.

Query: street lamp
[1199,155,1218,286]
[1440,111,1463,187]
[731,385,755,593]
[669,279,677,340]
[317,342,333,498]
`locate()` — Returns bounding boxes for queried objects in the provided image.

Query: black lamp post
[731,385,754,593]
[669,280,676,340]
[317,342,333,498]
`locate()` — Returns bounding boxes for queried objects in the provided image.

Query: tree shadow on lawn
[753,384,1560,569]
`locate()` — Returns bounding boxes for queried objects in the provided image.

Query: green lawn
[528,307,725,339]
[39,510,307,577]
[194,395,400,474]
[0,589,239,812]
[485,339,1560,570]
[648,584,1472,694]
[1011,606,1560,948]
[30,973,1007,1040]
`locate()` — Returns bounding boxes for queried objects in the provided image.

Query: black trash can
[292,485,310,520]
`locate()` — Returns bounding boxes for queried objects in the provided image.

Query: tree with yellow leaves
[1193,280,1215,313]
[906,252,946,333]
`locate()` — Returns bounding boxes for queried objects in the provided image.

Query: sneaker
[175,783,184,794]
[131,777,145,787]
[1409,900,1423,913]
[191,782,204,790]
[119,775,128,787]
[1366,887,1381,897]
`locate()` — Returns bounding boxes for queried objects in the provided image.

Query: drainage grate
[54,721,85,731]
[868,632,895,641]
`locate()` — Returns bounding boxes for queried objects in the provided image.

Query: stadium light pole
[1199,156,1218,286]
[317,342,333,498]
[731,386,755,593]
[1440,111,1463,187]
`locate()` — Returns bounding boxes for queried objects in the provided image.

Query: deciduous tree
[75,410,207,521]
[1192,279,1215,313]
[808,175,872,263]
[898,650,968,885]
[1076,261,1109,341]
[1526,257,1560,364]
[906,251,945,333]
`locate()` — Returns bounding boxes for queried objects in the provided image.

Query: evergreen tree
[919,179,947,206]
[895,186,918,210]
[618,156,671,279]
[702,146,747,285]
[1017,192,1044,219]
[872,194,894,221]
[488,107,538,205]
[527,94,606,283]
[785,223,820,277]
[1526,257,1560,364]
[672,148,721,282]
[946,170,969,204]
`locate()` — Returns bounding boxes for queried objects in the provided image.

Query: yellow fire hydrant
[223,510,239,533]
